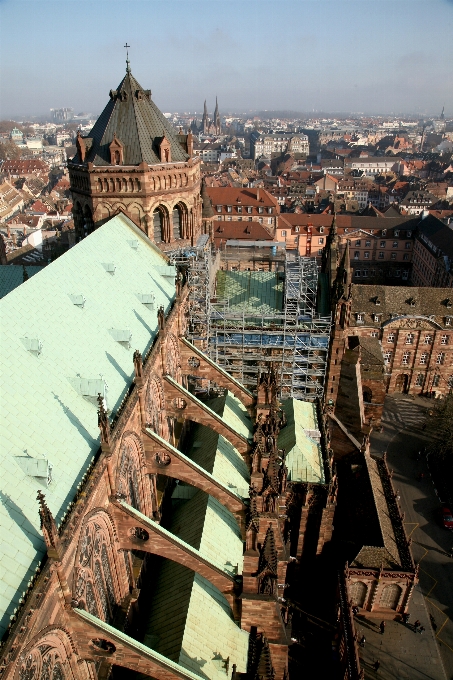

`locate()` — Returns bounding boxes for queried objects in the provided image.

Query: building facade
[250,133,309,160]
[325,243,453,401]
[68,62,203,250]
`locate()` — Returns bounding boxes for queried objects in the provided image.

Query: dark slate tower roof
[72,64,189,166]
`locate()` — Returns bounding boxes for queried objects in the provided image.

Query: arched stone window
[18,642,68,680]
[117,432,145,511]
[153,205,169,243]
[97,179,103,192]
[380,583,402,610]
[74,515,119,622]
[165,333,182,383]
[122,178,127,192]
[73,202,83,236]
[153,208,163,243]
[173,202,188,239]
[103,179,109,192]
[128,178,134,192]
[83,205,94,234]
[172,206,181,239]
[109,178,115,192]
[350,581,368,608]
[146,377,167,438]
[135,178,141,191]
[116,178,121,192]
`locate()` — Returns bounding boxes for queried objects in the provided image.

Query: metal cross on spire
[124,43,131,73]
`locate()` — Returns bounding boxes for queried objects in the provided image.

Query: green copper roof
[279,399,325,484]
[0,266,44,299]
[74,607,205,680]
[216,270,283,316]
[140,390,251,679]
[0,212,175,636]
[143,563,249,680]
[185,392,251,499]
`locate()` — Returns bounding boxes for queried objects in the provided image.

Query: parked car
[439,506,453,530]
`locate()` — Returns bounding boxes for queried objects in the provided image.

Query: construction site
[169,238,332,400]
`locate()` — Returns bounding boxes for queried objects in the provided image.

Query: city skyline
[1,0,453,120]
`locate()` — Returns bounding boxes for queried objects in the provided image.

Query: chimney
[256,188,260,202]
[187,130,193,157]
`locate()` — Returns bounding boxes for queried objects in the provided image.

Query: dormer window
[407,231,412,237]
[268,207,273,214]
[394,230,400,237]
[258,207,263,214]
[374,314,381,322]
[382,229,387,236]
[374,296,381,306]
[445,298,452,309]
[159,134,171,163]
[319,226,324,233]
[247,207,252,214]
[109,133,124,165]
[446,316,452,326]
[237,206,242,213]
[356,313,364,323]
[227,205,232,213]
[217,205,222,213]
[407,297,416,307]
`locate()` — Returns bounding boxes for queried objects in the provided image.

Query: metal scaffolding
[169,240,331,401]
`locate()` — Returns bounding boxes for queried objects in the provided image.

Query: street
[371,394,453,680]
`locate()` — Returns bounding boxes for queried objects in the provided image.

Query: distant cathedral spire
[213,96,221,135]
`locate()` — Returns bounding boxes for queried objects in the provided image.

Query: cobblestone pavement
[369,394,452,680]
[356,587,446,679]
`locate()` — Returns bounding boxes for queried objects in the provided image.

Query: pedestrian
[418,625,425,634]
[360,635,366,647]
[379,620,386,635]
[353,605,359,616]
[413,619,421,631]
[373,660,380,672]
[402,612,410,625]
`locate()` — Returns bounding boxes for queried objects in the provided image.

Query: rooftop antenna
[124,43,131,73]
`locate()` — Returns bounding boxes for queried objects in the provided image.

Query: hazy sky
[1,0,453,119]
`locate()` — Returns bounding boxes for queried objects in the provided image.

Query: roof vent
[407,297,416,307]
[15,456,53,486]
[69,294,86,308]
[373,296,381,306]
[445,298,452,308]
[128,240,139,250]
[304,429,321,441]
[102,262,116,275]
[21,336,42,355]
[109,328,132,349]
[137,293,155,307]
[70,376,108,406]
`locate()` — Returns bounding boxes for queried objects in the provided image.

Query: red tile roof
[212,219,274,245]
[207,187,278,208]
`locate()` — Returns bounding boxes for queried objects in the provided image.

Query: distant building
[344,157,401,177]
[251,132,309,160]
[50,107,73,122]
[9,127,23,145]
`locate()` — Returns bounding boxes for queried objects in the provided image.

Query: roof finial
[124,43,131,73]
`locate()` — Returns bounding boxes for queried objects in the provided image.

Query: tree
[425,394,453,505]
[0,140,22,161]
[425,394,453,459]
